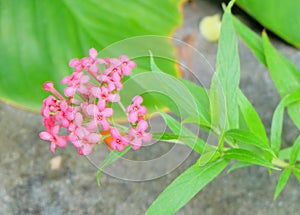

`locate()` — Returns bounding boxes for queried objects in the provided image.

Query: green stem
[272,157,290,168]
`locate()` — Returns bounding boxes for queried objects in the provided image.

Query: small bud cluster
[39,48,151,155]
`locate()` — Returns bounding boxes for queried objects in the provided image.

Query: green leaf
[262,31,300,130]
[145,159,229,215]
[293,167,300,183]
[96,145,131,186]
[196,150,221,166]
[232,16,266,66]
[158,111,214,154]
[225,129,271,153]
[0,0,183,112]
[270,88,300,155]
[290,136,300,165]
[237,90,268,143]
[223,148,276,169]
[274,168,292,200]
[232,12,300,131]
[236,0,300,48]
[209,1,240,130]
[227,161,253,173]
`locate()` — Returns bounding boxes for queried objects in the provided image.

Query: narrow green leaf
[270,88,300,155]
[225,129,271,153]
[293,167,300,183]
[279,147,300,162]
[197,150,221,166]
[232,15,266,66]
[227,161,253,173]
[274,168,292,200]
[210,2,240,130]
[158,111,214,154]
[262,31,300,130]
[224,148,276,169]
[237,89,268,143]
[145,159,229,215]
[96,145,131,186]
[290,136,300,165]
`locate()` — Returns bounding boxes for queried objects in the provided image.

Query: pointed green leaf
[210,1,240,130]
[237,90,268,143]
[96,145,131,186]
[225,129,271,153]
[227,161,253,173]
[224,148,276,169]
[145,159,229,215]
[290,136,300,165]
[274,168,292,200]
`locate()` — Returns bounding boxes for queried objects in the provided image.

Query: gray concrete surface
[1,0,300,214]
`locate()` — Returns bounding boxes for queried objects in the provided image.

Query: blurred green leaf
[158,110,214,154]
[236,0,300,48]
[0,0,183,112]
[237,90,268,143]
[274,168,292,200]
[227,161,253,173]
[210,1,240,130]
[96,145,131,186]
[262,31,300,130]
[290,136,300,165]
[145,159,229,215]
[225,129,271,153]
[224,148,276,169]
[270,88,300,155]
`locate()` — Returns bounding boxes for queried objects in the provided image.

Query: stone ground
[1,0,300,214]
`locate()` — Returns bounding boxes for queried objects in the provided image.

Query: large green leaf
[210,1,240,130]
[145,159,229,215]
[0,0,183,112]
[236,0,300,48]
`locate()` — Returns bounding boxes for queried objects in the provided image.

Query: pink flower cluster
[39,48,152,155]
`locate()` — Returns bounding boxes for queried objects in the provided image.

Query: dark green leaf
[145,159,229,215]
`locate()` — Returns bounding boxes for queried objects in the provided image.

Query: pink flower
[61,72,90,97]
[69,58,83,72]
[86,104,113,130]
[55,100,74,128]
[126,96,147,123]
[43,82,64,100]
[91,86,120,107]
[109,128,130,152]
[39,125,67,153]
[73,127,101,155]
[128,120,152,150]
[97,72,123,91]
[41,96,60,118]
[120,55,136,76]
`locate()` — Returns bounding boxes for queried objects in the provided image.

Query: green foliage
[236,0,300,48]
[145,159,229,215]
[0,0,182,112]
[209,1,240,131]
[146,1,300,211]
